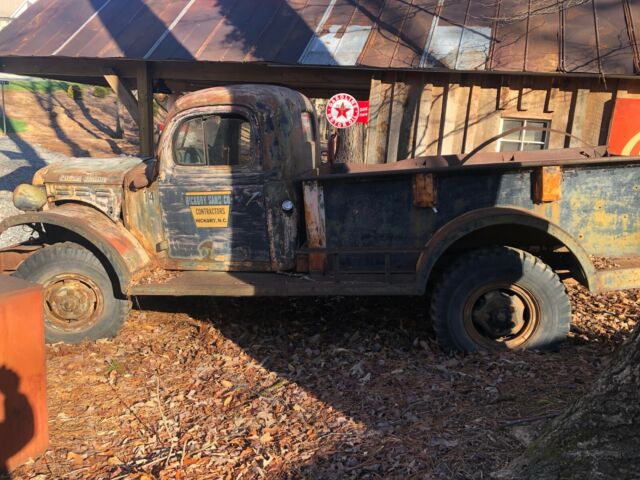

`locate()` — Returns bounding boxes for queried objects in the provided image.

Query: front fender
[416,206,597,291]
[0,204,151,292]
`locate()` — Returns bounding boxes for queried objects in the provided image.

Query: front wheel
[430,247,571,353]
[14,242,130,344]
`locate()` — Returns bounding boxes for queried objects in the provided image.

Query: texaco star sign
[326,93,360,129]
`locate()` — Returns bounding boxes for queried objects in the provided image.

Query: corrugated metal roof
[0,0,638,77]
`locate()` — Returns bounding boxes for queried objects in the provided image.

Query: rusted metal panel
[298,0,373,66]
[524,3,560,73]
[302,180,327,273]
[595,259,640,293]
[0,0,638,77]
[0,204,151,290]
[60,1,146,58]
[0,275,48,471]
[413,173,437,208]
[41,157,146,185]
[277,0,336,64]
[389,0,438,69]
[302,154,639,289]
[533,166,562,204]
[0,245,43,273]
[422,0,494,71]
[195,0,261,62]
[595,0,635,76]
[355,0,407,68]
[129,270,421,296]
[491,0,529,72]
[563,0,600,74]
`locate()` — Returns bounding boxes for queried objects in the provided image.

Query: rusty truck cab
[130,85,320,273]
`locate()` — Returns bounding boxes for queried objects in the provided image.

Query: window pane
[204,115,252,166]
[522,142,545,151]
[502,119,524,140]
[524,121,548,143]
[499,141,521,152]
[174,118,205,166]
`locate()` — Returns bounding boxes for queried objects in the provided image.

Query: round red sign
[325,93,360,129]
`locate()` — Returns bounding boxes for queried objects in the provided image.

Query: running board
[593,257,640,293]
[129,271,421,297]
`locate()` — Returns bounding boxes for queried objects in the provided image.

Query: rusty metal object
[0,275,48,470]
[43,273,104,332]
[533,166,562,204]
[415,207,598,291]
[0,204,150,292]
[463,283,540,350]
[153,85,318,273]
[40,157,146,220]
[0,245,44,273]
[302,181,327,273]
[412,173,437,208]
[0,0,638,76]
[594,257,640,293]
[130,271,420,297]
[299,146,625,183]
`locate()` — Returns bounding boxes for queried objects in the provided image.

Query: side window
[174,114,252,167]
[174,117,206,166]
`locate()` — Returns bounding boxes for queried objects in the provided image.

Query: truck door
[158,108,272,271]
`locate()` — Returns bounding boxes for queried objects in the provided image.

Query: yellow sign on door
[185,191,232,228]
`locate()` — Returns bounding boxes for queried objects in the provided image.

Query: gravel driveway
[0,134,68,247]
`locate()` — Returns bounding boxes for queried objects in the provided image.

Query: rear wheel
[14,242,130,344]
[430,247,571,353]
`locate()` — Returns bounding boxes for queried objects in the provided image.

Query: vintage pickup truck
[1,84,638,351]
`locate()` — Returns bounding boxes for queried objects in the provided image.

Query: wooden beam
[104,71,140,125]
[566,86,590,148]
[137,62,155,157]
[365,76,394,164]
[386,81,409,163]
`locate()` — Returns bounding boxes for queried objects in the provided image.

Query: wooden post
[566,86,590,148]
[137,62,155,157]
[386,81,408,163]
[104,71,140,126]
[365,76,394,164]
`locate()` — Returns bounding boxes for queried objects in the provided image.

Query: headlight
[13,184,47,211]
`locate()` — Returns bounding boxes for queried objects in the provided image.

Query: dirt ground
[1,83,139,158]
[4,285,638,480]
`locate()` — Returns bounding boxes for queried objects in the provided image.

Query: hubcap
[44,274,103,332]
[463,283,539,349]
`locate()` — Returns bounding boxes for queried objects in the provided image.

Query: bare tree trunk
[499,326,640,479]
[335,124,366,164]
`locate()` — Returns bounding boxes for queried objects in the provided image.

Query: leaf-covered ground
[7,284,639,480]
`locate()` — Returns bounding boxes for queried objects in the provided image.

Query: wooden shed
[0,0,639,160]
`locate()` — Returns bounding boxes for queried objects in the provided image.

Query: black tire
[14,242,130,344]
[430,247,571,353]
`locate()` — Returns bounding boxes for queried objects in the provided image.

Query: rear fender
[0,204,151,293]
[416,207,597,291]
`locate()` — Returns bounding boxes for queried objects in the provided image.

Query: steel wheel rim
[462,282,540,350]
[43,273,104,332]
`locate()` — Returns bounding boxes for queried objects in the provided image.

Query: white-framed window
[498,118,550,152]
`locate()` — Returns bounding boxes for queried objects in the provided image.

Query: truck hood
[38,157,146,185]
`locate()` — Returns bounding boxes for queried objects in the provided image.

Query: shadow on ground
[130,291,622,478]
